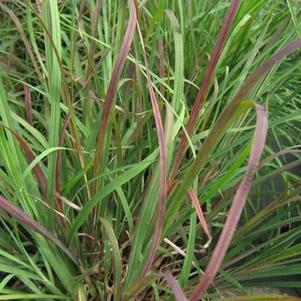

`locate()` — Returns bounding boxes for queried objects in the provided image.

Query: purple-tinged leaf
[167,179,178,197]
[0,195,79,267]
[170,0,241,178]
[136,22,167,276]
[158,38,165,96]
[23,84,33,125]
[164,273,187,301]
[92,0,137,196]
[189,104,268,301]
[188,188,211,243]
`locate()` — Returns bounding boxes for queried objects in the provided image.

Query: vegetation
[0,0,301,300]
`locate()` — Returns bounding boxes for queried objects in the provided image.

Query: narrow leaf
[187,188,211,243]
[137,21,167,275]
[189,104,268,300]
[164,273,187,301]
[42,0,62,201]
[23,84,33,125]
[55,115,70,215]
[99,218,122,301]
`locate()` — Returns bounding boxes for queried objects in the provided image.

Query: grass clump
[0,0,301,300]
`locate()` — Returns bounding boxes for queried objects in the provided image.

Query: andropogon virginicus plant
[0,0,301,300]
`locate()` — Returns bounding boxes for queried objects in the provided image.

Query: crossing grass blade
[0,124,47,198]
[165,40,301,232]
[68,150,158,243]
[170,0,241,177]
[0,195,78,267]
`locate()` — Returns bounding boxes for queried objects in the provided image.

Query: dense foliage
[0,1,301,300]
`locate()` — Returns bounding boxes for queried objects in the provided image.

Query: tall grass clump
[0,0,301,300]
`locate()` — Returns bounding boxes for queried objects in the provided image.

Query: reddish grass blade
[0,194,79,267]
[187,188,211,242]
[137,24,167,276]
[158,38,165,96]
[170,0,241,178]
[23,84,33,125]
[167,179,179,196]
[164,273,187,301]
[1,126,47,198]
[92,0,137,196]
[168,182,212,243]
[189,104,268,301]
